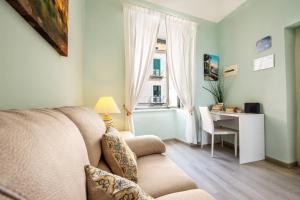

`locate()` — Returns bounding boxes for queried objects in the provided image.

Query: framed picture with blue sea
[204,54,219,81]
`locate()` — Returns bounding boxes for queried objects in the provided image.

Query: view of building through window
[136,22,179,109]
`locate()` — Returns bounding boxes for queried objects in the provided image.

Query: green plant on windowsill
[203,76,224,104]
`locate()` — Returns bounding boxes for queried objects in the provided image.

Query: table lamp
[94,96,121,128]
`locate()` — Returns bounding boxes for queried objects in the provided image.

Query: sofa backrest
[56,106,106,166]
[0,109,90,200]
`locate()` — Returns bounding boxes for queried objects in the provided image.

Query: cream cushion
[57,106,106,166]
[137,154,197,198]
[155,189,215,200]
[0,109,89,200]
[125,135,166,157]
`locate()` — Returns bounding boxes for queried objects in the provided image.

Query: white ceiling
[145,0,247,22]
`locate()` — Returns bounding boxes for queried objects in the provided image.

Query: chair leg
[234,134,237,157]
[221,136,224,148]
[211,134,214,157]
[201,131,204,149]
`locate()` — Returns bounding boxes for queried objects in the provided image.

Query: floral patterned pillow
[101,131,137,182]
[85,165,154,200]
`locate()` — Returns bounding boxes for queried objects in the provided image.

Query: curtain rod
[120,0,200,24]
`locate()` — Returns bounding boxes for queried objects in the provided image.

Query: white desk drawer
[211,113,235,121]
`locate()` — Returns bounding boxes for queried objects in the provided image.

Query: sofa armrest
[125,135,166,157]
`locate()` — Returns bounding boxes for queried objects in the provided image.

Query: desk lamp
[94,96,120,128]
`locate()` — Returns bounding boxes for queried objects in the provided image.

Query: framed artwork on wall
[6,0,69,56]
[256,36,272,53]
[254,54,275,71]
[204,54,219,81]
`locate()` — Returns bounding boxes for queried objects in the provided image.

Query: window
[136,23,179,109]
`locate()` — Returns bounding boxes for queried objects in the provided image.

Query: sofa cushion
[102,131,138,182]
[57,106,106,166]
[0,109,89,200]
[85,165,154,200]
[155,189,215,200]
[125,135,166,158]
[137,154,197,198]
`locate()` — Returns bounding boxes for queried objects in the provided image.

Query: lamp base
[102,114,114,129]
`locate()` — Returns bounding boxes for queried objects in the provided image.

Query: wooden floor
[165,140,300,200]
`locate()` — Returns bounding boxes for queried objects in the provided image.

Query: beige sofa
[0,107,214,200]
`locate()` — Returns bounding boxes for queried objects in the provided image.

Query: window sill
[133,107,179,113]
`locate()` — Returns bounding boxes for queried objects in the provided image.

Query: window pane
[136,21,179,109]
[136,51,167,108]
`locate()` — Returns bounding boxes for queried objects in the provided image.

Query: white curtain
[123,4,161,133]
[166,16,198,144]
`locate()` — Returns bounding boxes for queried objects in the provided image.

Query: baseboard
[163,138,199,146]
[224,142,298,168]
[162,138,177,143]
[165,138,236,147]
[265,156,298,168]
[164,138,232,148]
[165,139,299,168]
[223,141,238,149]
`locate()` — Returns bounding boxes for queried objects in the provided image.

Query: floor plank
[164,140,300,200]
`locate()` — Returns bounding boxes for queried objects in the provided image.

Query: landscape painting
[204,54,219,81]
[6,0,69,56]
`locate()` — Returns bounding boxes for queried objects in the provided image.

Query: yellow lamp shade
[94,96,121,114]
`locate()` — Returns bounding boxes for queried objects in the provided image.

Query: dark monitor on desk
[244,103,260,114]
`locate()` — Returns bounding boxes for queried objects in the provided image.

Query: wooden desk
[210,111,265,164]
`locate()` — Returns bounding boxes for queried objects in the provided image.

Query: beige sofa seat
[137,154,198,198]
[156,189,215,200]
[0,109,90,200]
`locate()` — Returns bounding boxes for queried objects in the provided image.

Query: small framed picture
[204,54,219,81]
[256,36,272,53]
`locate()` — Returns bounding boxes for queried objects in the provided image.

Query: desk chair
[199,107,238,157]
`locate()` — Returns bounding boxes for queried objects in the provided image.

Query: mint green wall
[218,0,300,163]
[83,0,125,130]
[83,0,217,135]
[133,109,177,140]
[296,28,300,163]
[0,0,84,109]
